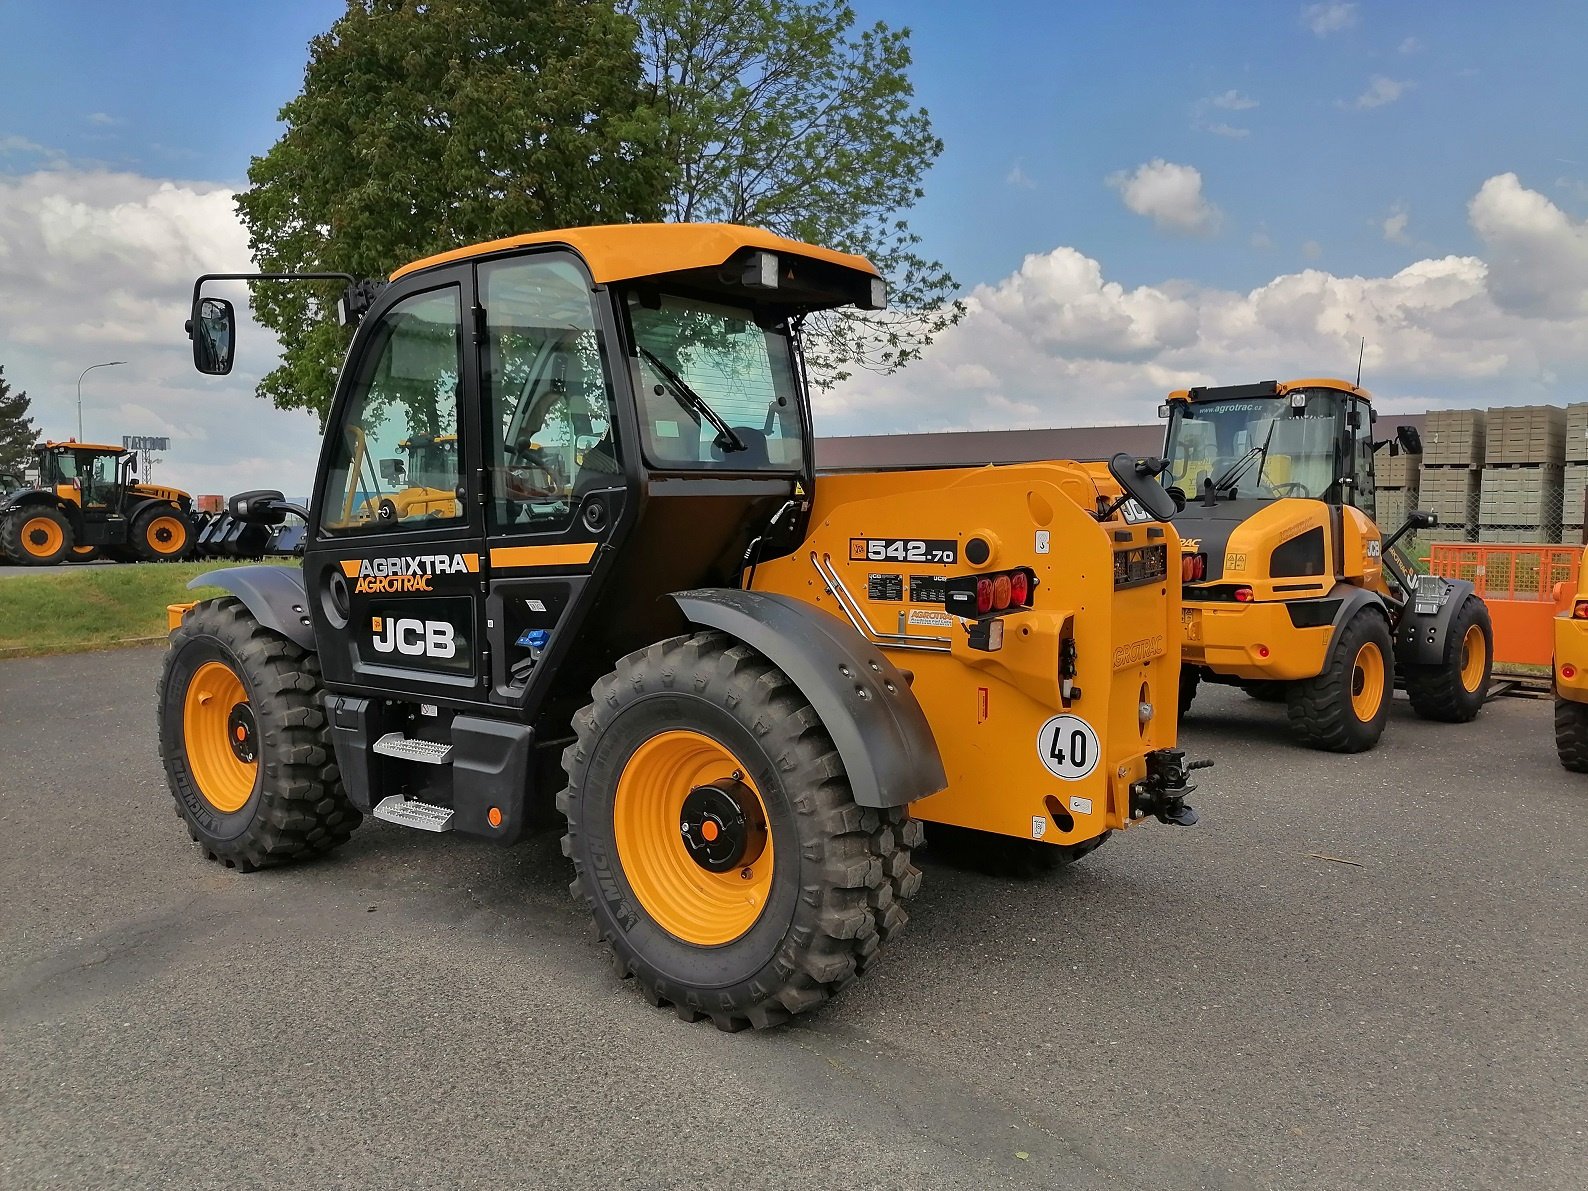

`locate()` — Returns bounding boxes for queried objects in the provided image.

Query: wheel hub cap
[227,702,258,764]
[679,779,766,873]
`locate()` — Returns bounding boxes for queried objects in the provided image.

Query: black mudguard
[1393,577,1480,667]
[188,564,315,651]
[671,589,948,810]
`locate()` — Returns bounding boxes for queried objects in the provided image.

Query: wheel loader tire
[1,505,73,566]
[1404,595,1492,723]
[559,630,921,1031]
[68,544,102,563]
[1286,609,1393,752]
[1554,695,1588,773]
[927,823,1109,877]
[1242,681,1288,703]
[157,597,360,870]
[1178,667,1200,717]
[132,504,194,562]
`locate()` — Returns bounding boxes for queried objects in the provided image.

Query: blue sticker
[516,628,551,649]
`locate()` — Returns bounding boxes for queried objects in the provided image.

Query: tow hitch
[1130,747,1210,826]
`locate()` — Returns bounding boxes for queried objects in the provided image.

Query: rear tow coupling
[1130,747,1211,826]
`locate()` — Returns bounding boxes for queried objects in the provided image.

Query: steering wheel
[1267,482,1311,498]
[504,443,563,501]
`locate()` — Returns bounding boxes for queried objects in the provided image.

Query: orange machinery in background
[1427,543,1579,669]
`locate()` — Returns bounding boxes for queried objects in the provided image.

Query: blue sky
[2,1,1586,492]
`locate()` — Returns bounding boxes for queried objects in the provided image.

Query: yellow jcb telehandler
[161,224,1207,1030]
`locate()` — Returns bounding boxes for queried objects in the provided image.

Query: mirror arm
[187,271,372,333]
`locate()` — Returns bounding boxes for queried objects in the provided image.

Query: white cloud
[85,113,123,127]
[1398,36,1423,54]
[1343,76,1412,110]
[0,166,324,495]
[1203,122,1250,139]
[1250,227,1275,251]
[1107,159,1221,236]
[1382,205,1411,244]
[819,174,1588,438]
[1303,2,1357,36]
[1210,90,1259,111]
[1005,161,1035,190]
[1301,239,1323,261]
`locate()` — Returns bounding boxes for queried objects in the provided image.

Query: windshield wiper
[1211,420,1278,497]
[638,346,747,454]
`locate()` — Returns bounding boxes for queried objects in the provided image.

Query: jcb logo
[370,616,457,659]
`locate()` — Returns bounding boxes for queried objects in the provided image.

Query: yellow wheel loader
[161,224,1206,1030]
[1164,379,1492,752]
[1553,546,1588,770]
[0,441,197,565]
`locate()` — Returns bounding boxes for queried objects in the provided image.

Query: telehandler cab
[1164,378,1492,752]
[163,224,1204,1029]
[0,440,197,565]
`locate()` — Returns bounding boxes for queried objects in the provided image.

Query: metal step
[373,795,454,832]
[373,732,453,765]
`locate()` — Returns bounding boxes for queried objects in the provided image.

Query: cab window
[321,287,464,534]
[628,294,803,470]
[480,255,619,531]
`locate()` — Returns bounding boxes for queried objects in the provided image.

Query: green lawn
[0,561,297,658]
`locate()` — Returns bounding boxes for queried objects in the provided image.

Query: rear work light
[1233,587,1255,603]
[1574,601,1588,620]
[944,567,1039,620]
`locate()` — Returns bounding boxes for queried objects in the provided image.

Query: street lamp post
[77,360,127,441]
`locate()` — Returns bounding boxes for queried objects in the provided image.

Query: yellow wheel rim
[146,515,188,556]
[613,729,774,947]
[1459,624,1486,692]
[183,660,258,814]
[20,516,63,557]
[1350,641,1386,722]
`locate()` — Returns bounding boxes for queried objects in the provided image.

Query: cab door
[302,266,492,708]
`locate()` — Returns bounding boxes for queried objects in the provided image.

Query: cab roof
[1167,378,1373,404]
[41,440,126,454]
[390,222,879,286]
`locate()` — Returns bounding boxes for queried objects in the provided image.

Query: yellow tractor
[162,224,1206,1030]
[1164,379,1492,751]
[0,440,197,565]
[1553,546,1588,769]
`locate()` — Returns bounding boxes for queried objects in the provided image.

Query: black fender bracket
[1394,577,1478,667]
[671,589,948,809]
[189,564,315,651]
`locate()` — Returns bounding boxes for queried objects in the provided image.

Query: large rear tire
[559,631,921,1030]
[157,598,360,870]
[1554,695,1588,773]
[1287,610,1394,752]
[132,504,194,562]
[1,505,73,566]
[1404,595,1492,722]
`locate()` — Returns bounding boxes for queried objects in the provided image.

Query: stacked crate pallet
[1374,447,1420,531]
[1564,403,1588,543]
[1479,405,1565,543]
[1420,409,1485,541]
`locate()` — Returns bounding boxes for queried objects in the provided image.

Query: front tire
[1287,610,1394,752]
[1,505,73,566]
[1555,695,1588,773]
[1404,595,1492,722]
[132,505,194,562]
[158,598,360,869]
[559,631,921,1030]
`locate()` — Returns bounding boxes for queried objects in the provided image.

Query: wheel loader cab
[1166,378,1492,752]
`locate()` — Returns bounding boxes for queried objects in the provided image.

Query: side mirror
[379,458,406,484]
[188,296,236,376]
[1396,425,1423,455]
[127,454,139,475]
[228,489,287,525]
[1408,509,1437,528]
[1107,452,1179,523]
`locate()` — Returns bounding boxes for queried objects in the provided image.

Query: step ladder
[371,733,455,831]
[373,732,453,764]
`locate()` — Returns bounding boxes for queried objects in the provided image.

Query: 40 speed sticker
[1036,714,1100,781]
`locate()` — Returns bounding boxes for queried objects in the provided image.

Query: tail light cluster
[1181,552,1207,583]
[1573,600,1588,620]
[944,567,1038,620]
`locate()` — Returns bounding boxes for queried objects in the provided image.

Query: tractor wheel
[1178,667,1200,717]
[1286,610,1394,752]
[1554,695,1588,773]
[1242,681,1288,703]
[1,505,73,566]
[1404,595,1492,723]
[559,630,921,1031]
[68,544,102,563]
[927,823,1109,877]
[132,505,194,562]
[157,597,360,870]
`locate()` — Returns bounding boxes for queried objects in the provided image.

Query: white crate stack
[1374,447,1420,532]
[1565,403,1588,543]
[1479,405,1565,543]
[1420,409,1485,542]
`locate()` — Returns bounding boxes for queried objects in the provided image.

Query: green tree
[631,0,961,386]
[237,0,673,420]
[0,365,40,480]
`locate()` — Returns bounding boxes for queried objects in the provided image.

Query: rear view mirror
[1107,452,1180,523]
[189,296,236,376]
[1397,425,1423,455]
[379,458,406,484]
[228,489,287,525]
[128,454,139,476]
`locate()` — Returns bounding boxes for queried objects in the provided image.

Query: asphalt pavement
[2,646,1584,1190]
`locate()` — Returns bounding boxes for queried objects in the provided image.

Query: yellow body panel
[1554,546,1588,702]
[1180,602,1333,679]
[1167,377,1372,404]
[392,222,878,285]
[1339,505,1383,587]
[752,464,1182,846]
[166,602,197,633]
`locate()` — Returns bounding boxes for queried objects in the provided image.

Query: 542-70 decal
[849,537,957,565]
